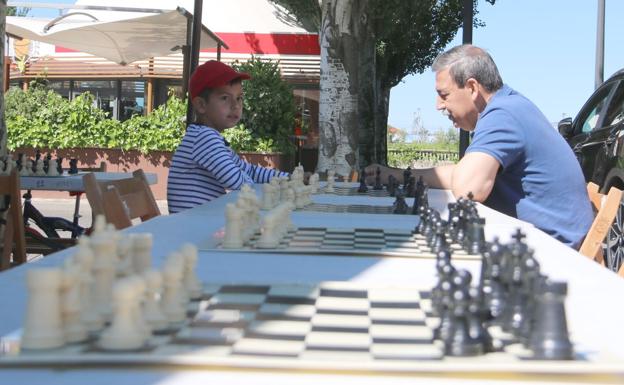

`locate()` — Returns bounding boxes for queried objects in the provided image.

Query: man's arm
[451,152,500,201]
[364,151,499,202]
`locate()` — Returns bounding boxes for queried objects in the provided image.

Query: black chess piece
[357,171,368,193]
[528,279,574,360]
[466,217,486,254]
[387,175,396,197]
[405,176,416,198]
[482,238,507,321]
[403,167,412,187]
[373,167,383,190]
[44,153,52,174]
[444,270,485,356]
[467,285,494,353]
[431,220,449,253]
[68,158,79,174]
[518,250,541,345]
[56,157,64,175]
[392,190,409,214]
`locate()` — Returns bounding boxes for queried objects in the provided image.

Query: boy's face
[193,82,243,131]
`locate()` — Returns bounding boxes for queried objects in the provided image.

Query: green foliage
[232,57,297,154]
[5,86,186,153]
[387,136,459,168]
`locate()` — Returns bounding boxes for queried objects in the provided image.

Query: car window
[578,82,616,134]
[604,82,624,127]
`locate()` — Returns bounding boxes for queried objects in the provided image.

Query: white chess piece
[222,203,244,248]
[180,243,202,299]
[309,173,320,193]
[256,211,280,248]
[90,216,118,321]
[74,238,104,332]
[127,275,151,340]
[142,270,169,332]
[21,268,65,350]
[98,278,147,350]
[261,183,275,210]
[325,169,335,192]
[116,235,133,277]
[19,160,32,177]
[61,258,88,343]
[34,159,46,176]
[47,159,59,176]
[161,256,187,324]
[130,233,153,274]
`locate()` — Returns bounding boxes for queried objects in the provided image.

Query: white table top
[0,183,623,384]
[19,172,158,192]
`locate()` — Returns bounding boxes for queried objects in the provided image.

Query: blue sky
[23,0,624,134]
[389,0,624,134]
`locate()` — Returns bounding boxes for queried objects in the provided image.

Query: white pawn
[222,203,244,248]
[74,238,104,332]
[21,268,65,350]
[130,233,153,274]
[256,211,280,249]
[142,270,169,332]
[161,256,187,324]
[47,159,59,176]
[180,243,202,300]
[127,275,151,340]
[19,160,32,177]
[325,169,335,192]
[98,278,146,350]
[261,182,275,210]
[34,159,46,176]
[90,216,118,321]
[116,235,134,277]
[294,186,306,209]
[309,173,320,193]
[61,257,88,343]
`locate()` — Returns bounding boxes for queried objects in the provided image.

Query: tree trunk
[373,84,390,165]
[317,0,375,177]
[0,0,6,157]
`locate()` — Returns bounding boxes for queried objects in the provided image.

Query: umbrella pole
[185,0,204,127]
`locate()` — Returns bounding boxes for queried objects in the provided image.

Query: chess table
[0,186,623,385]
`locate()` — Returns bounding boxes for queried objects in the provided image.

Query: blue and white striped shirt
[167,124,287,213]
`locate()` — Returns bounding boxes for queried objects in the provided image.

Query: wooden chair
[83,169,160,230]
[0,170,27,270]
[579,185,623,267]
[587,181,603,213]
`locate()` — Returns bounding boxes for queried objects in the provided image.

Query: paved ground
[28,197,169,234]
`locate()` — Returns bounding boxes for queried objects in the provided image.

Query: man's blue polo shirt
[466,85,593,248]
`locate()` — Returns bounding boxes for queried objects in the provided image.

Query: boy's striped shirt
[167,124,287,213]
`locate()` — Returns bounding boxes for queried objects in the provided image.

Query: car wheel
[604,198,624,272]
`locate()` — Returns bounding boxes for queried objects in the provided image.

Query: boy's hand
[364,163,389,184]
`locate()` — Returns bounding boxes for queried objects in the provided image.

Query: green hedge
[6,58,297,154]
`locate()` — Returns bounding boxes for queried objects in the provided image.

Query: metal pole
[459,0,473,159]
[185,0,204,126]
[595,0,605,89]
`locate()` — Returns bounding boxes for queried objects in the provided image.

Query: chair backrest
[587,181,603,213]
[83,169,160,229]
[579,186,623,264]
[0,170,27,270]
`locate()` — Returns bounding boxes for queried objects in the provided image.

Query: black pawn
[357,172,368,193]
[373,167,383,190]
[445,270,484,356]
[392,190,408,214]
[528,279,574,360]
[403,167,412,187]
[387,175,396,197]
[68,158,79,174]
[467,217,486,255]
[56,157,64,175]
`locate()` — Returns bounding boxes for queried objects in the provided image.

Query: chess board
[325,185,391,197]
[1,282,620,376]
[204,226,481,260]
[299,203,397,214]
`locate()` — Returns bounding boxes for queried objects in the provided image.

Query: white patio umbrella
[5,7,226,65]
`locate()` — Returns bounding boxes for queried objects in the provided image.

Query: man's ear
[466,78,482,101]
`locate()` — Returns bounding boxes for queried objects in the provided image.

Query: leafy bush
[5,85,185,153]
[232,57,297,154]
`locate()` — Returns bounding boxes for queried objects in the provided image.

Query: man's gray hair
[432,44,503,93]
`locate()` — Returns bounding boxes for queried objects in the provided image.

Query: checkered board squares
[299,203,396,214]
[326,185,390,197]
[181,282,441,360]
[3,282,620,375]
[210,227,480,260]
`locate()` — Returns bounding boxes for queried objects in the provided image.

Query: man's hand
[363,164,396,184]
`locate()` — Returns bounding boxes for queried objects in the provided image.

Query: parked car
[558,69,624,272]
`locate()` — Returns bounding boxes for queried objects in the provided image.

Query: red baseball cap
[189,60,251,99]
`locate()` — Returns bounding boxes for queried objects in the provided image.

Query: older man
[367,44,592,248]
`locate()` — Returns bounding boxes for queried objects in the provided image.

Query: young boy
[167,60,288,213]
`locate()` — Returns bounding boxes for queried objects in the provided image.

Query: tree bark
[317,0,375,177]
[0,0,6,157]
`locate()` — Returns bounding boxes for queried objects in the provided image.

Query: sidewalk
[29,197,169,229]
